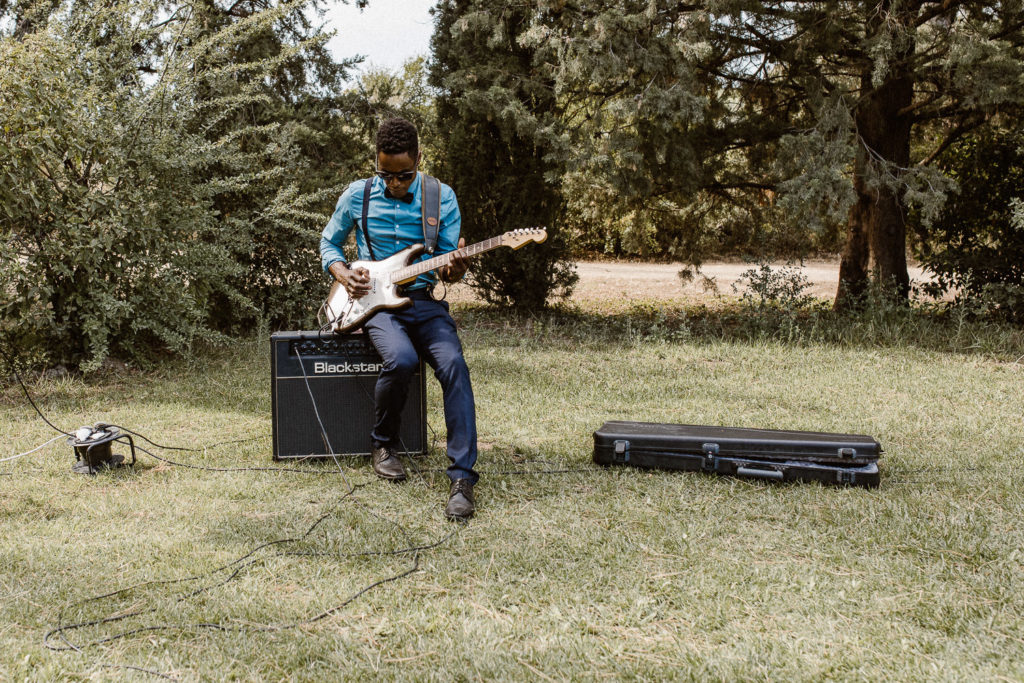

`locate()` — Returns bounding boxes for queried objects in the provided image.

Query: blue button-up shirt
[320,173,462,291]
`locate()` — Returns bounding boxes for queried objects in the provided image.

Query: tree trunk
[835,6,915,310]
[835,154,871,309]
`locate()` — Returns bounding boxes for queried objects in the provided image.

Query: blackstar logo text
[313,361,383,374]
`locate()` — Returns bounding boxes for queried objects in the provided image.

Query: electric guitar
[319,228,548,333]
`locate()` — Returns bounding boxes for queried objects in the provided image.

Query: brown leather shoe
[445,478,475,520]
[371,446,406,481]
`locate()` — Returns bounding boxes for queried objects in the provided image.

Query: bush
[0,0,358,370]
[0,25,239,370]
[912,130,1024,322]
[732,263,815,311]
[430,0,577,309]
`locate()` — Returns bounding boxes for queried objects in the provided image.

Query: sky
[323,0,437,81]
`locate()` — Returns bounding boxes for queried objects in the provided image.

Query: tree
[911,129,1024,320]
[170,0,367,332]
[356,57,437,133]
[518,0,1024,305]
[0,0,364,369]
[429,0,577,309]
[343,56,440,172]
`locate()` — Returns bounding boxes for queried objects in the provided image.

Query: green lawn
[2,302,1023,680]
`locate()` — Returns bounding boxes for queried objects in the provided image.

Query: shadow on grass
[454,298,1024,360]
[4,298,1021,428]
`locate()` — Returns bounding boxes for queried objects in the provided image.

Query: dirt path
[448,259,933,303]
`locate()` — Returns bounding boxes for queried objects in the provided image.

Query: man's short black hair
[376,117,419,158]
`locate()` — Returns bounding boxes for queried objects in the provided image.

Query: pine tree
[429,0,577,309]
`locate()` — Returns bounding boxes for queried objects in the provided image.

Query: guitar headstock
[500,227,548,250]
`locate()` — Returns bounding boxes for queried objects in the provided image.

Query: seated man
[320,117,478,520]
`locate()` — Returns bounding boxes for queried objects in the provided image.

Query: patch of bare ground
[444,258,936,304]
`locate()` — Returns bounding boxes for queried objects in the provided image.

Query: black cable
[9,340,588,677]
[43,339,469,674]
[107,428,269,454]
[1,348,73,437]
[43,480,460,644]
[45,487,354,650]
[1,341,586,481]
[133,443,364,475]
[46,458,461,661]
[107,664,176,680]
[0,347,331,475]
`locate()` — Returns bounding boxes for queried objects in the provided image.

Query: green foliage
[336,56,443,185]
[511,0,1024,288]
[912,130,1024,322]
[520,0,825,262]
[430,0,577,309]
[1,15,235,370]
[0,0,364,370]
[353,58,437,144]
[170,0,365,333]
[732,263,815,312]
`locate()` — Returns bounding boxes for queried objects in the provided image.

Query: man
[320,117,477,520]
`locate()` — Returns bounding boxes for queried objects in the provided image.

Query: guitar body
[320,228,547,334]
[323,244,425,333]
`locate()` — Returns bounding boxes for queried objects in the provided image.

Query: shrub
[0,0,356,370]
[912,130,1024,322]
[732,263,815,311]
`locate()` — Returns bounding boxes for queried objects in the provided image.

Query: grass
[2,297,1023,680]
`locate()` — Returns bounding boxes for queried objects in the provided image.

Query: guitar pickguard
[323,247,421,333]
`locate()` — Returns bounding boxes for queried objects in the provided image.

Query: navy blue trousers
[363,290,478,483]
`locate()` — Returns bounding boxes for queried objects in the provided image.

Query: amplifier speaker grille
[271,331,427,459]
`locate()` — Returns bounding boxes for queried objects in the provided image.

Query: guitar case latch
[613,440,630,464]
[701,442,720,471]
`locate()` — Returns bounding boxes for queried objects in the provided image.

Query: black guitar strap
[420,174,442,254]
[357,174,441,260]
[358,177,376,261]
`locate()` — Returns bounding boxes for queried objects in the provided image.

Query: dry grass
[1,280,1022,680]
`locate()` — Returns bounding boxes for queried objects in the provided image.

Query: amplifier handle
[736,467,783,481]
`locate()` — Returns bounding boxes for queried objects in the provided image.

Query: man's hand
[441,237,471,283]
[329,262,372,299]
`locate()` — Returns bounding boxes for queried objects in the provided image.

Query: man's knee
[433,348,469,385]
[382,350,419,378]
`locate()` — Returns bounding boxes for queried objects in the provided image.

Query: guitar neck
[389,236,506,284]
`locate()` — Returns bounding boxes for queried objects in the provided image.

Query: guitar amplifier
[270,331,427,459]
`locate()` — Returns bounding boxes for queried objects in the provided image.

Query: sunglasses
[374,169,417,182]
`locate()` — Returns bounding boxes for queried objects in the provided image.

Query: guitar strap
[358,177,376,261]
[355,174,441,261]
[420,174,442,254]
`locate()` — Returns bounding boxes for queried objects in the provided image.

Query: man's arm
[321,183,373,298]
[320,185,357,274]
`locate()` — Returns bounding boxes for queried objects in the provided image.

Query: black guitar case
[593,421,882,487]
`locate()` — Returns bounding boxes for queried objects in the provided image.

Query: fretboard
[388,236,505,284]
